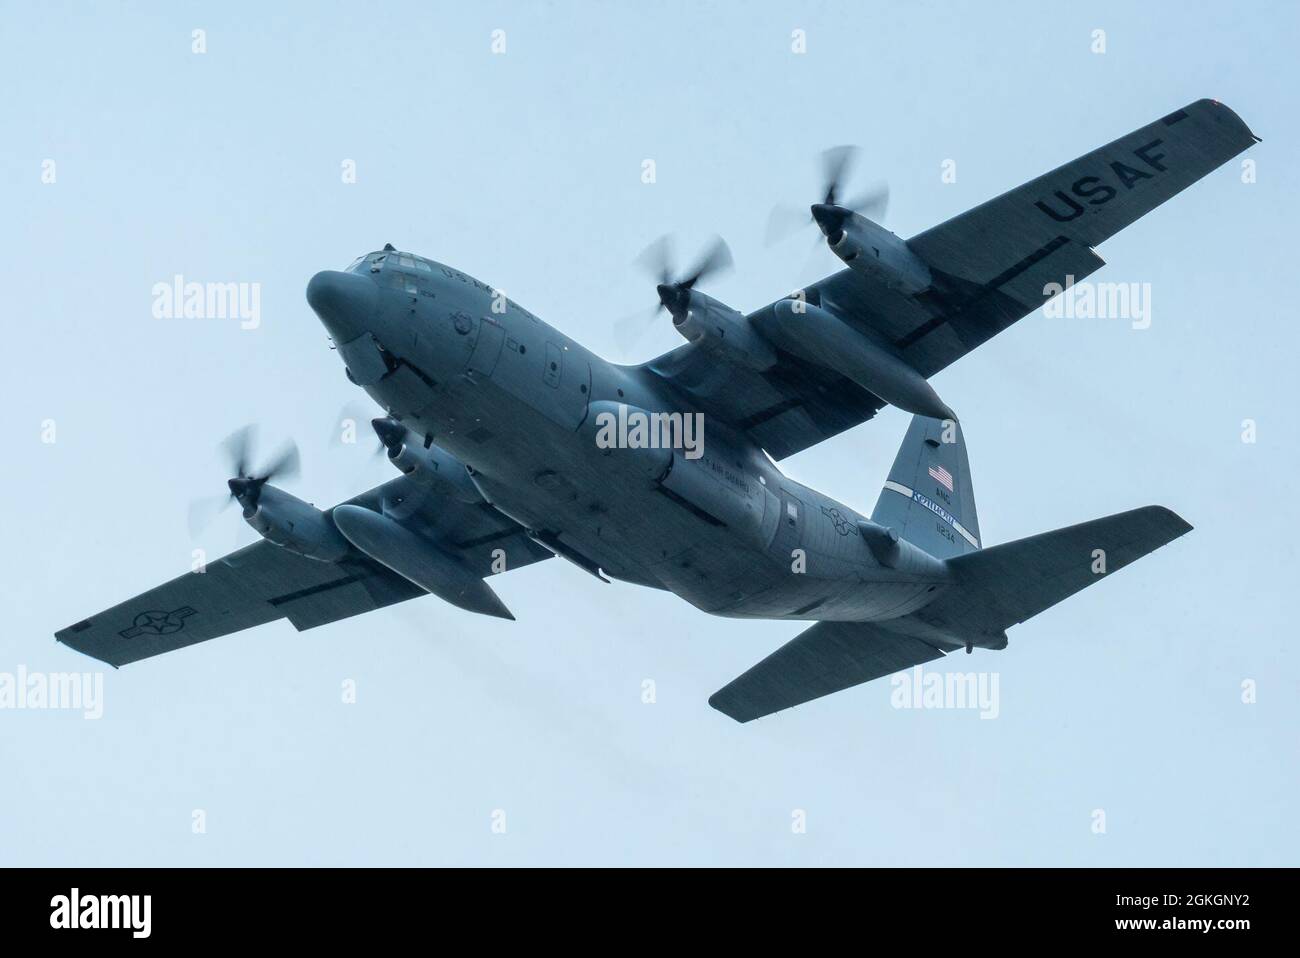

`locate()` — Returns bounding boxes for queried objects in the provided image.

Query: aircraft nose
[306,270,378,343]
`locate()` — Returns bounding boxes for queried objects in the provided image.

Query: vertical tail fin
[871,416,979,560]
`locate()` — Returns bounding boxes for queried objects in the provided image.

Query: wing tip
[707,690,754,723]
[1140,504,1194,540]
[1193,97,1261,145]
[53,635,124,669]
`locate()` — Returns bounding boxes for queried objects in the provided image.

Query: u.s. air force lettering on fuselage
[1035,139,1168,222]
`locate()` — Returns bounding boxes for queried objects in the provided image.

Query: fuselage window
[383,269,415,291]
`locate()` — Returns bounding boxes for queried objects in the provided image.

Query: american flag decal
[928,463,954,492]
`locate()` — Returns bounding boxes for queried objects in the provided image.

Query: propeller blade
[627,234,733,340]
[613,304,662,355]
[633,234,675,286]
[233,516,260,549]
[842,183,890,220]
[764,202,813,246]
[196,425,300,535]
[769,145,890,246]
[820,145,859,206]
[681,235,733,289]
[187,492,233,538]
[220,424,256,479]
[260,439,300,483]
[330,400,382,449]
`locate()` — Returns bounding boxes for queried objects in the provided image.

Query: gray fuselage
[308,252,947,624]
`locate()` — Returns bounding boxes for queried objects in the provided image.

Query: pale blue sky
[2,1,1295,865]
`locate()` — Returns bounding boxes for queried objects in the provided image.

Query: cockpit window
[353,250,434,276]
[382,269,419,293]
[395,253,434,273]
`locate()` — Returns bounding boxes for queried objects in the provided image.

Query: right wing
[55,477,552,667]
[648,99,1258,460]
[901,98,1259,377]
[709,621,953,723]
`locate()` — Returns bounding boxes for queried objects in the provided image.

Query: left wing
[55,477,551,667]
[647,99,1258,460]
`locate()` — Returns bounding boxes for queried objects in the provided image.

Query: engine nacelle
[672,290,778,372]
[331,504,513,619]
[766,301,956,422]
[821,211,933,296]
[245,485,352,562]
[373,418,483,504]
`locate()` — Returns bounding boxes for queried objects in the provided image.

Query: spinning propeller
[765,145,890,246]
[187,425,301,535]
[370,416,406,458]
[614,234,733,352]
[330,400,391,458]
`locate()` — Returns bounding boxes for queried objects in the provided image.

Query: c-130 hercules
[58,100,1258,722]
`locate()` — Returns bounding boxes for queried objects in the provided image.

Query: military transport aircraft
[57,99,1258,721]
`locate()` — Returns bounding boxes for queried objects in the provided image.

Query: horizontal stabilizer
[923,505,1191,634]
[709,621,949,723]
